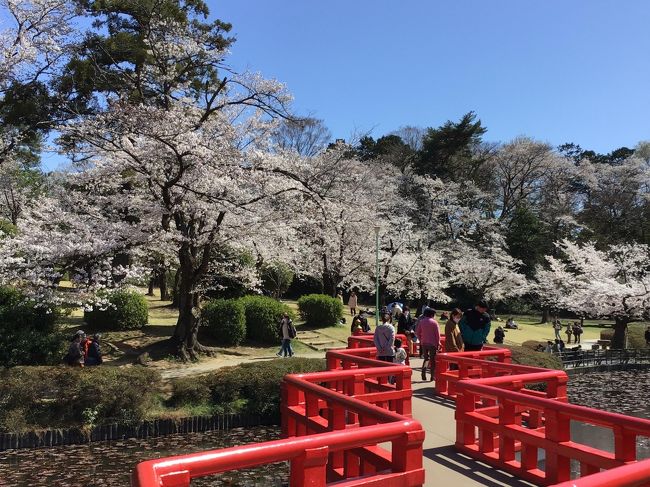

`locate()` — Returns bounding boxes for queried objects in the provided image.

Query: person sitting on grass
[64,331,85,367]
[85,334,103,366]
[494,326,505,344]
[505,317,518,329]
[351,312,371,333]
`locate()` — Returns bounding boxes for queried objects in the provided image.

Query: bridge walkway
[409,360,537,487]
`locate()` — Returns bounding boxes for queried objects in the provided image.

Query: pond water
[567,369,650,460]
[2,370,649,486]
[0,426,287,486]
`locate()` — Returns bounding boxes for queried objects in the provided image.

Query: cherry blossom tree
[0,0,76,165]
[447,242,529,304]
[535,240,650,348]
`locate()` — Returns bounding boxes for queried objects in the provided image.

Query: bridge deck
[410,364,537,487]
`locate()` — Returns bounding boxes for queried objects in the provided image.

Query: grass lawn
[56,290,647,372]
[288,299,626,347]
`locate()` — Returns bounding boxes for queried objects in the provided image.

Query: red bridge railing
[435,350,650,486]
[132,331,650,487]
[132,343,425,486]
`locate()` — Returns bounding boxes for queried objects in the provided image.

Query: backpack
[288,320,297,339]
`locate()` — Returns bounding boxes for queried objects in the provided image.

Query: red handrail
[132,333,650,487]
[436,348,650,486]
[132,345,425,487]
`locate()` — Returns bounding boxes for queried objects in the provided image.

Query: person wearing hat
[459,300,491,352]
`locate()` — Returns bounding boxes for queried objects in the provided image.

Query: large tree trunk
[541,308,551,324]
[171,243,219,361]
[171,269,181,308]
[147,276,155,296]
[159,269,170,301]
[322,271,337,297]
[611,317,629,349]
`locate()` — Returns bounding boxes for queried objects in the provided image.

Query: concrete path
[408,358,537,487]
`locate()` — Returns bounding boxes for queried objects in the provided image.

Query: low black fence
[0,412,277,451]
[558,348,650,369]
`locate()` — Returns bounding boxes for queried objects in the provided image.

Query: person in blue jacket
[459,300,491,351]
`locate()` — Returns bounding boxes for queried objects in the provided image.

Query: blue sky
[211,0,650,152]
[40,1,650,169]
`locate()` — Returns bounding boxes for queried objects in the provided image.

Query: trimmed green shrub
[0,366,161,432]
[0,286,64,367]
[168,358,325,418]
[506,345,564,370]
[298,293,343,327]
[238,295,294,344]
[84,289,148,330]
[521,340,546,351]
[628,323,648,349]
[202,299,246,346]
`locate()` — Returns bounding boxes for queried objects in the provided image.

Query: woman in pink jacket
[415,308,440,381]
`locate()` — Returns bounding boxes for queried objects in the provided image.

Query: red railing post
[392,428,425,474]
[455,387,476,447]
[544,408,571,484]
[435,354,448,395]
[498,397,516,463]
[290,446,329,487]
[614,426,636,463]
[395,367,412,416]
[328,404,346,471]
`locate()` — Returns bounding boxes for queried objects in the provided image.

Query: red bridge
[132,333,650,486]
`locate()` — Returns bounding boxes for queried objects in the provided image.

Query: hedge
[505,344,564,370]
[84,289,148,330]
[0,286,63,367]
[168,358,325,419]
[627,324,647,349]
[202,299,246,346]
[0,366,161,432]
[238,295,295,344]
[298,293,343,327]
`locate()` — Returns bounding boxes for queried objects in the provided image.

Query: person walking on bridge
[374,313,395,362]
[416,307,440,381]
[459,300,491,352]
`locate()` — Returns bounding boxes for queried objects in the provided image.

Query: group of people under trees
[64,330,102,367]
[371,299,492,382]
[554,319,583,344]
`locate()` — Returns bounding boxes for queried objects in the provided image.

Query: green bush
[506,345,564,370]
[84,289,148,330]
[202,299,246,346]
[0,366,161,432]
[298,293,343,327]
[238,295,294,343]
[521,340,546,351]
[168,358,325,418]
[0,286,64,367]
[628,323,648,349]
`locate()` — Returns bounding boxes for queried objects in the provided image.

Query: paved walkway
[409,358,537,487]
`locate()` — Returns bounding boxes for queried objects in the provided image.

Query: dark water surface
[2,370,650,486]
[0,426,286,486]
[567,369,650,460]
